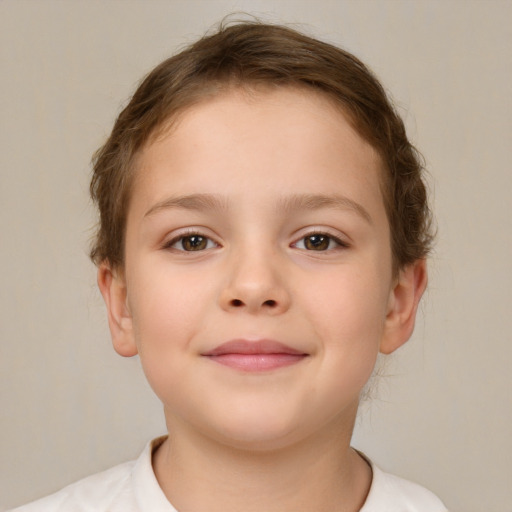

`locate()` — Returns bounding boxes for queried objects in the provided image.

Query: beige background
[1,1,511,511]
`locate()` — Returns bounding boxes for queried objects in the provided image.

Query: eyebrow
[278,193,373,224]
[144,193,229,218]
[144,192,372,224]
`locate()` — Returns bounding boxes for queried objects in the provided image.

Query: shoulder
[8,460,135,512]
[361,460,448,512]
[9,437,173,512]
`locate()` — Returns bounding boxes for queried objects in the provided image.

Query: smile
[202,339,309,372]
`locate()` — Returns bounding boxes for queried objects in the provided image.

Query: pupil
[306,235,329,250]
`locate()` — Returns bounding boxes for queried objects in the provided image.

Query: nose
[219,246,291,315]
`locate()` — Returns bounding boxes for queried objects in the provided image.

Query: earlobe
[380,259,428,355]
[97,263,138,357]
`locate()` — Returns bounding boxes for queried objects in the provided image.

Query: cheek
[127,266,212,355]
[305,265,389,334]
[300,266,390,376]
[126,276,203,405]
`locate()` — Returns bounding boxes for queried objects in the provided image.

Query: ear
[380,259,428,355]
[97,263,138,357]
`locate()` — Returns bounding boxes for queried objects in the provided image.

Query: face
[100,87,426,451]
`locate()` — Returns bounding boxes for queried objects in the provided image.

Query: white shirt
[10,437,447,512]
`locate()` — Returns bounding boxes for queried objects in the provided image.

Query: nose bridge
[220,238,290,314]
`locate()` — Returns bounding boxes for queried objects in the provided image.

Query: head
[90,21,433,276]
[91,21,433,449]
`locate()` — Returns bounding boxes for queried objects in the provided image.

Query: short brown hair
[90,21,433,272]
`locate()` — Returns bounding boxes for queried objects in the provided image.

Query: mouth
[202,339,309,372]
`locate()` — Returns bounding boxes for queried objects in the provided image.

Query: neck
[153,408,372,512]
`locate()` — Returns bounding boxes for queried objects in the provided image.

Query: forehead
[130,86,386,222]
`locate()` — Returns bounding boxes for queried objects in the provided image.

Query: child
[12,21,447,512]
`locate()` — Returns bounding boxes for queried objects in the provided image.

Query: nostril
[227,298,278,309]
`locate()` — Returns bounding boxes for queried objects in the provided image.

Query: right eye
[166,234,218,252]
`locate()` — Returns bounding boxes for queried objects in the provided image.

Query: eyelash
[163,230,219,252]
[292,231,349,252]
[163,230,349,253]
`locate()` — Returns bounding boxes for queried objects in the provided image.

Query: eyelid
[291,228,350,250]
[162,228,221,251]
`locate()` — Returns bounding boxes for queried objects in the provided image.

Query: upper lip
[202,339,307,356]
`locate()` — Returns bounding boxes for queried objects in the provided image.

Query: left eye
[169,234,217,251]
[294,233,343,251]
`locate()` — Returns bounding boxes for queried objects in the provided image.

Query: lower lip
[205,353,307,371]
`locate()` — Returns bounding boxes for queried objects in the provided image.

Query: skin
[99,87,427,512]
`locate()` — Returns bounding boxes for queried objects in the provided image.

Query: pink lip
[202,339,308,372]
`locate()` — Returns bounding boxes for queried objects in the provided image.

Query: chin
[202,407,322,453]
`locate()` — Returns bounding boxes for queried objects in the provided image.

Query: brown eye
[303,234,331,251]
[168,234,217,252]
[181,235,208,251]
[293,232,346,252]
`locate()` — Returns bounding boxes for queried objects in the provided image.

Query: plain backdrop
[1,1,511,511]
